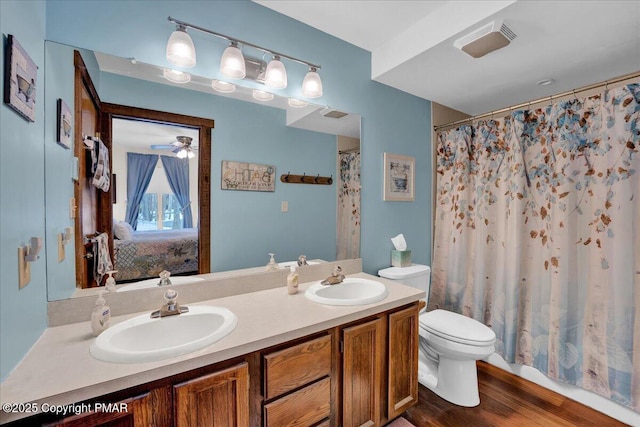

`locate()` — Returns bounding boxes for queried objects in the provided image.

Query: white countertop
[0,273,423,424]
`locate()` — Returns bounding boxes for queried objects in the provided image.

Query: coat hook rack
[280,172,333,185]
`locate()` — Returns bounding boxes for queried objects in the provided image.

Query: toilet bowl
[378,264,496,407]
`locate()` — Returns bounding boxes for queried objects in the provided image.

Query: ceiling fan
[150,136,197,159]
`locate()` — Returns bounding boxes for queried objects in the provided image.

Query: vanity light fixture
[264,55,287,89]
[288,98,308,108]
[220,41,246,79]
[211,79,236,93]
[252,89,274,102]
[166,17,323,97]
[166,23,196,68]
[163,68,191,84]
[302,67,323,98]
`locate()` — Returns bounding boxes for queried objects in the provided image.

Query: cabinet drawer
[263,377,331,427]
[263,334,331,399]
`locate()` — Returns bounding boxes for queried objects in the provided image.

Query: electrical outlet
[70,197,76,219]
[281,201,288,212]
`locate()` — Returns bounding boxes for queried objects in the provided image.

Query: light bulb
[163,68,191,84]
[166,25,196,68]
[264,55,287,89]
[211,79,236,93]
[252,90,274,102]
[302,67,323,98]
[220,42,246,79]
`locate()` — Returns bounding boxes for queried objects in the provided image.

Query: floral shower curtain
[430,84,639,410]
[337,151,361,259]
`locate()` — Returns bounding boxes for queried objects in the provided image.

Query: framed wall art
[383,152,415,202]
[221,160,275,192]
[4,35,38,122]
[56,99,72,149]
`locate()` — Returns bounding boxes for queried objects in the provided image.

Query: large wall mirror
[44,41,361,301]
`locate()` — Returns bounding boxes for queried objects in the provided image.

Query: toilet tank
[378,264,431,292]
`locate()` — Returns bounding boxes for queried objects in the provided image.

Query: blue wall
[0,0,432,379]
[0,0,48,380]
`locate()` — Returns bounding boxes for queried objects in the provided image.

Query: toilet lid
[419,309,496,345]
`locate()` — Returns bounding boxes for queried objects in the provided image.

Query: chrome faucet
[297,255,308,266]
[321,266,345,286]
[157,270,172,287]
[151,289,189,318]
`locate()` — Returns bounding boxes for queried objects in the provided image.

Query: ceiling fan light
[288,98,308,108]
[302,67,322,98]
[252,90,274,102]
[166,25,196,68]
[264,55,287,89]
[211,79,236,93]
[220,42,246,80]
[176,148,188,159]
[187,150,196,159]
[163,68,191,84]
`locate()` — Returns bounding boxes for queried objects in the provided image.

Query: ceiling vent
[323,109,348,119]
[454,20,517,58]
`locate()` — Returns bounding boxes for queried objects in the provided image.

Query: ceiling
[112,117,199,152]
[255,0,640,116]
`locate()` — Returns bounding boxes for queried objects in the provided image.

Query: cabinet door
[342,318,384,427]
[45,389,170,427]
[174,362,249,427]
[388,305,419,419]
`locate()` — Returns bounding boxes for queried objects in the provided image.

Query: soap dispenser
[266,253,279,272]
[91,291,111,336]
[287,265,299,295]
[104,270,117,293]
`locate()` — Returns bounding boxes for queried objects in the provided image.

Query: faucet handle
[164,289,178,304]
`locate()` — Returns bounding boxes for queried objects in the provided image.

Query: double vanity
[1,260,423,426]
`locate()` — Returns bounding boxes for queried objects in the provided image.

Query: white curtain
[431,84,639,411]
[337,151,361,259]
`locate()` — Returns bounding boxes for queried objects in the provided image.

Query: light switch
[70,197,76,219]
[281,201,288,212]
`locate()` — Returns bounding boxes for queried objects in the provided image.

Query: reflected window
[137,193,183,230]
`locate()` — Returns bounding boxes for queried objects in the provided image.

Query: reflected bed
[113,228,198,281]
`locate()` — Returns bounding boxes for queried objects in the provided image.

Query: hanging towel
[93,233,113,285]
[92,139,111,192]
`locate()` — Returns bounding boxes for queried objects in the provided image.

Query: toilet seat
[419,309,495,346]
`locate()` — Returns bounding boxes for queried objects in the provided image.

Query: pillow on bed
[114,221,134,240]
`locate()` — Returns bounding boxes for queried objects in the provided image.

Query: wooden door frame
[74,50,107,288]
[101,103,213,275]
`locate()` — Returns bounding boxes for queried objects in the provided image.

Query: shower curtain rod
[434,70,640,132]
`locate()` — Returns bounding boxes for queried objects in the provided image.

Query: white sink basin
[305,278,389,306]
[117,276,204,292]
[90,305,237,363]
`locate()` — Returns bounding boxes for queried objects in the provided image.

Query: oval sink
[117,276,204,292]
[305,278,389,306]
[90,305,237,363]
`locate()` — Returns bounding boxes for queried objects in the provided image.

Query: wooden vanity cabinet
[174,362,249,427]
[29,302,419,427]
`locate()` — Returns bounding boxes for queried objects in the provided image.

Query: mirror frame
[101,103,213,275]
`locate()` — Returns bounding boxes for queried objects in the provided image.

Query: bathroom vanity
[0,271,422,426]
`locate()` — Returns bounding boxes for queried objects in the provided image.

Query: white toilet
[378,264,496,407]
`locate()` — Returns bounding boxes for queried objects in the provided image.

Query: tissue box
[391,250,411,267]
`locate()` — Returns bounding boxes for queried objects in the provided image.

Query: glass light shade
[166,27,196,68]
[163,68,191,84]
[288,98,308,108]
[252,90,274,102]
[302,68,323,98]
[211,79,236,93]
[187,150,196,159]
[264,56,287,89]
[176,149,188,159]
[220,43,246,79]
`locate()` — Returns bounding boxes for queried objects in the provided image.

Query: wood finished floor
[403,361,630,427]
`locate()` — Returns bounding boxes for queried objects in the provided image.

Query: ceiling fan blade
[150,144,176,150]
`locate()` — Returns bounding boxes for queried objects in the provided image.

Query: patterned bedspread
[114,228,198,281]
